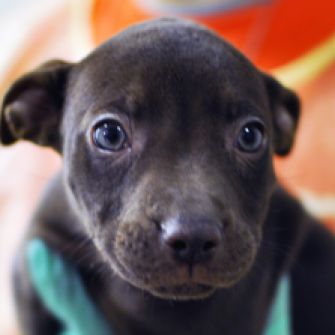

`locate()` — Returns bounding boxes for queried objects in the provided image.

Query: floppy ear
[263,74,300,156]
[0,60,72,151]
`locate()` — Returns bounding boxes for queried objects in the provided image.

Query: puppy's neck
[97,268,271,335]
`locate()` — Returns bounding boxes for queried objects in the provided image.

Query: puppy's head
[1,18,299,300]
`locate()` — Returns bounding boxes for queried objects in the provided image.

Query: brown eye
[237,122,264,153]
[92,119,128,151]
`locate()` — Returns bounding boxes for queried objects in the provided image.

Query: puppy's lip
[151,283,216,300]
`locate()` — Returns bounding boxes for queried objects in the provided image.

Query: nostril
[171,239,188,251]
[203,240,217,252]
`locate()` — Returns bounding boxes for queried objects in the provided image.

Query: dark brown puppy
[1,18,335,335]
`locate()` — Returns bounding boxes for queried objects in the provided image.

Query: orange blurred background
[0,0,334,334]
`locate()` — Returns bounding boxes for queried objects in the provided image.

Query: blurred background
[0,0,334,334]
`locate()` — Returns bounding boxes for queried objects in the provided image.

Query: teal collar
[28,239,291,335]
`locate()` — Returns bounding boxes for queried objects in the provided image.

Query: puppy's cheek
[214,223,261,286]
[112,221,166,284]
[111,222,194,291]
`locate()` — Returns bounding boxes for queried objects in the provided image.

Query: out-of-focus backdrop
[0,0,334,334]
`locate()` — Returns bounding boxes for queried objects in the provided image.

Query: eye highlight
[92,119,129,152]
[236,122,264,153]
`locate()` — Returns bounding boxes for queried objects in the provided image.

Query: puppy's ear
[263,74,300,156]
[0,60,72,151]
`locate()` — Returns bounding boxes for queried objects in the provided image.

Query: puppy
[1,18,335,335]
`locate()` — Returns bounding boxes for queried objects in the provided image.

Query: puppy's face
[1,19,299,300]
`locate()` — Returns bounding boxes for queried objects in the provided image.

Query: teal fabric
[27,239,291,335]
[263,276,291,335]
[27,239,112,335]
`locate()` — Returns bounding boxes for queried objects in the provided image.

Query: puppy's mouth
[152,283,216,300]
[111,257,223,300]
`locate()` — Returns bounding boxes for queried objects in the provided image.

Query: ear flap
[0,60,72,151]
[263,74,300,156]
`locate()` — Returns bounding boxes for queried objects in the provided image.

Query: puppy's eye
[237,122,264,153]
[92,120,128,151]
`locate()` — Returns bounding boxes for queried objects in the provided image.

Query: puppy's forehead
[70,18,267,117]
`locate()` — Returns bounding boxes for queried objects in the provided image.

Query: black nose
[161,216,222,266]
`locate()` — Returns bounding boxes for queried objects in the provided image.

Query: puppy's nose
[161,216,222,266]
